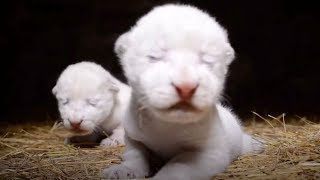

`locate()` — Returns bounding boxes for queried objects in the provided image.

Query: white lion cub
[52,61,131,147]
[103,4,264,180]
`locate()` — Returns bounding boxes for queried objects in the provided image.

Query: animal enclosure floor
[0,116,319,179]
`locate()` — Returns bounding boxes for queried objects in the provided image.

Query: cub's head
[116,4,235,123]
[52,61,119,135]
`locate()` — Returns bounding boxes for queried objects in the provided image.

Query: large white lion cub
[103,4,263,179]
[52,61,131,147]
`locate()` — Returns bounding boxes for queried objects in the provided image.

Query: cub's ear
[110,81,120,93]
[110,82,120,93]
[106,76,120,93]
[114,32,131,59]
[52,85,58,96]
[224,43,235,66]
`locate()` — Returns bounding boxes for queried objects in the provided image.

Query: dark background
[3,0,319,123]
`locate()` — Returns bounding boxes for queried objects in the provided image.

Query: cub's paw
[102,164,145,179]
[252,137,266,153]
[100,137,121,147]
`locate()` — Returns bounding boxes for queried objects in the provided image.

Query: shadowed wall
[3,0,319,122]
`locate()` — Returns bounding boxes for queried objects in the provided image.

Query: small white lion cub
[52,61,131,147]
[103,4,263,180]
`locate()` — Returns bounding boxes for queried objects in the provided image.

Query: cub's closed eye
[146,50,166,62]
[147,55,163,61]
[59,98,69,105]
[87,99,100,107]
[201,53,216,64]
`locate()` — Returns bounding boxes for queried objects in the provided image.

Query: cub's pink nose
[68,120,83,129]
[172,82,198,100]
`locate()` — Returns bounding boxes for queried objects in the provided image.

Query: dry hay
[0,114,319,180]
[0,123,122,179]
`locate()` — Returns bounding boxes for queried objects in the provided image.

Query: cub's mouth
[165,101,200,112]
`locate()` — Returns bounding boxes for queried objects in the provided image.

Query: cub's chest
[132,119,208,158]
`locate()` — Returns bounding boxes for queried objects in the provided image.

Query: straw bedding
[1,114,319,179]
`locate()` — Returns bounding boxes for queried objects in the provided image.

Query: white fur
[103,4,264,179]
[52,61,131,147]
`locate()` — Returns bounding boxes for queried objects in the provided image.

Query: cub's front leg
[152,151,231,180]
[102,135,150,179]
